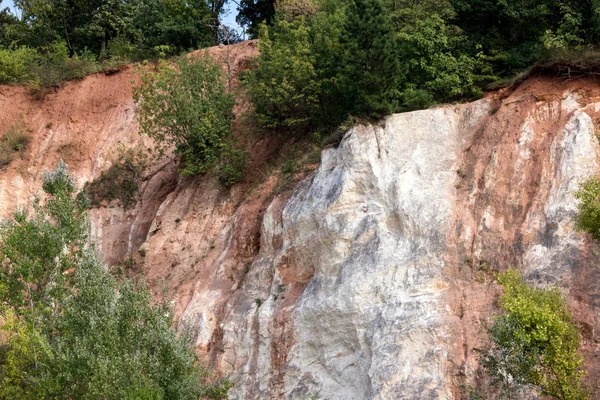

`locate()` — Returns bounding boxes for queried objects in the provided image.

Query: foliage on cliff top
[0,0,233,87]
[481,270,587,400]
[242,0,600,136]
[134,53,247,185]
[0,162,231,399]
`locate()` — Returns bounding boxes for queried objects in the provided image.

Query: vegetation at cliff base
[481,270,587,400]
[0,162,231,399]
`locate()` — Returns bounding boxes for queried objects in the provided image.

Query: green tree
[244,19,319,130]
[337,0,400,118]
[131,0,214,58]
[13,0,134,56]
[0,45,38,83]
[452,0,594,74]
[8,0,215,58]
[0,162,231,399]
[481,270,587,400]
[0,161,88,313]
[135,53,246,184]
[396,14,482,109]
[236,0,276,38]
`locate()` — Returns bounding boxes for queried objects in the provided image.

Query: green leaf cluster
[0,0,226,86]
[452,0,599,75]
[243,0,483,130]
[243,0,600,133]
[574,177,600,240]
[0,45,38,83]
[337,0,400,118]
[245,19,319,129]
[135,53,246,184]
[0,40,109,87]
[481,270,587,400]
[3,0,217,59]
[0,161,231,399]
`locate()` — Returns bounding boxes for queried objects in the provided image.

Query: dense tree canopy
[242,0,600,131]
[3,0,217,58]
[236,0,275,38]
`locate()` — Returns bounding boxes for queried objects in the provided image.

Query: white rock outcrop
[216,88,600,398]
[218,102,494,399]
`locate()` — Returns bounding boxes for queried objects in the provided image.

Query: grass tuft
[0,117,30,168]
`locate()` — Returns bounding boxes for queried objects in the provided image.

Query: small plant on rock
[574,177,600,240]
[79,147,146,209]
[0,116,30,168]
[480,270,588,400]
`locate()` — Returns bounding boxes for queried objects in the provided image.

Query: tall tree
[337,0,400,117]
[10,0,215,57]
[236,0,275,38]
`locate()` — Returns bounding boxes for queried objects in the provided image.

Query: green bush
[0,45,38,84]
[219,146,248,187]
[29,41,101,88]
[135,54,246,183]
[0,117,30,167]
[0,41,106,88]
[244,19,320,130]
[481,270,587,400]
[0,162,231,399]
[574,177,600,240]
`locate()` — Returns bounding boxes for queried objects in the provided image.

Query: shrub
[80,148,145,209]
[135,54,246,183]
[219,146,248,187]
[481,270,587,400]
[0,117,30,167]
[244,19,319,129]
[0,45,38,84]
[29,41,101,88]
[574,177,600,240]
[0,162,231,399]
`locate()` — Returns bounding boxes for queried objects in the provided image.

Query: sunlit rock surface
[2,62,600,398]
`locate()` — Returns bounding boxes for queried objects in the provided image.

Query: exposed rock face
[212,80,600,398]
[216,102,491,399]
[2,58,600,398]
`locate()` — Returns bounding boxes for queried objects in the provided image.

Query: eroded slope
[2,58,600,399]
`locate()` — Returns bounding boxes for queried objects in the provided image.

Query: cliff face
[1,45,600,398]
[216,83,600,399]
